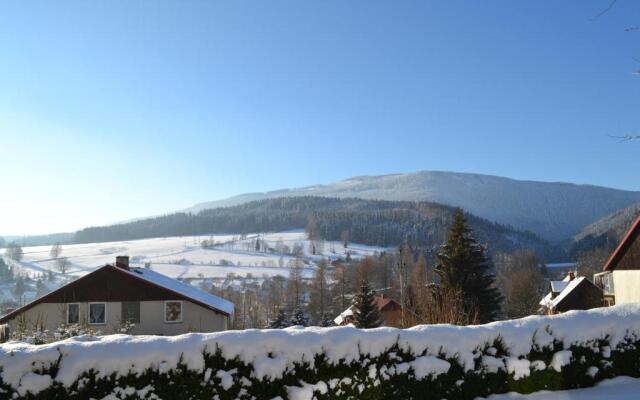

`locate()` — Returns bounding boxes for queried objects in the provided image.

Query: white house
[594,216,640,306]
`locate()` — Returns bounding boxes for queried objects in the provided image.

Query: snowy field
[481,376,640,399]
[2,231,385,281]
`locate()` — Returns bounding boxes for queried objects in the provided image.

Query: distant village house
[539,271,602,315]
[0,256,234,336]
[334,293,403,327]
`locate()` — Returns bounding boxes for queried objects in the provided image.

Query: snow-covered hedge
[2,305,640,399]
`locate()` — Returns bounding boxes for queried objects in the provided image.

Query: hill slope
[75,196,557,258]
[571,201,640,254]
[184,171,640,243]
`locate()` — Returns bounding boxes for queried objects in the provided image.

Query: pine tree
[353,280,382,328]
[268,308,290,329]
[290,304,310,327]
[320,313,334,327]
[434,209,503,323]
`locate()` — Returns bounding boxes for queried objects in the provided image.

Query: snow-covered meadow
[0,231,387,306]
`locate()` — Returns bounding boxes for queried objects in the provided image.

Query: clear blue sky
[0,1,638,235]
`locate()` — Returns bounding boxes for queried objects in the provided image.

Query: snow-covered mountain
[185,171,640,243]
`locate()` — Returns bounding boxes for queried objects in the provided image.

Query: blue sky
[0,1,639,235]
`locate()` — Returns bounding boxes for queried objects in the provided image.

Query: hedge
[1,305,640,399]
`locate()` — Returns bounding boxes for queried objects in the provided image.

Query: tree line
[74,196,557,258]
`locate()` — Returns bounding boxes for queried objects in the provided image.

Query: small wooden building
[539,272,602,315]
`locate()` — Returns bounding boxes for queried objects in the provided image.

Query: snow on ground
[2,305,640,396]
[480,376,640,399]
[2,231,385,282]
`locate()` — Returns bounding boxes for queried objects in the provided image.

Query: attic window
[164,301,183,323]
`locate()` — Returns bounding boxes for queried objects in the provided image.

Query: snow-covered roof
[538,292,553,308]
[128,267,234,316]
[548,277,586,310]
[550,281,569,293]
[334,306,355,325]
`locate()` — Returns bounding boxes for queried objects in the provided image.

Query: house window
[121,301,140,324]
[67,303,79,324]
[164,301,183,323]
[88,303,106,325]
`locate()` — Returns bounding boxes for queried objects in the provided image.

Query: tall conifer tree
[434,209,503,323]
[353,280,382,328]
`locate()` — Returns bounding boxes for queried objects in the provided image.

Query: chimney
[568,271,575,281]
[115,256,130,271]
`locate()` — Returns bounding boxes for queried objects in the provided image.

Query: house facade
[0,256,233,336]
[594,216,640,306]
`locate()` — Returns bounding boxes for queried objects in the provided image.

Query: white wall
[612,270,640,304]
[6,300,228,336]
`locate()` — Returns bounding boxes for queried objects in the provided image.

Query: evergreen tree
[320,313,334,327]
[13,276,26,298]
[0,258,12,281]
[268,308,290,329]
[434,209,503,323]
[290,304,310,327]
[353,280,382,328]
[36,279,48,297]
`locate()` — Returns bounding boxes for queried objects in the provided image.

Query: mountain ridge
[184,171,640,242]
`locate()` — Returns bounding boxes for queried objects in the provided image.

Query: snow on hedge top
[128,267,234,315]
[2,305,640,391]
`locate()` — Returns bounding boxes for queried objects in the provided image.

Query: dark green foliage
[290,304,310,327]
[268,308,289,328]
[435,209,503,323]
[73,196,556,258]
[6,330,640,400]
[3,332,640,400]
[353,280,382,328]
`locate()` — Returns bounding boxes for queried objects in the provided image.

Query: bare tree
[495,251,546,318]
[5,242,23,262]
[49,243,62,259]
[55,257,70,275]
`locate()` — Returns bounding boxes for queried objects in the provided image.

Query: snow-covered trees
[5,242,23,262]
[268,308,289,329]
[289,304,310,327]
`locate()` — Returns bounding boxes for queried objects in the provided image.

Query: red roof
[603,216,640,272]
[373,294,401,311]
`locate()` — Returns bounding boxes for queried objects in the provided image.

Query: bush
[1,305,640,399]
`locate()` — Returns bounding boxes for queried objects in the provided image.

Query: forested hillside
[571,202,640,255]
[75,197,557,258]
[184,171,640,242]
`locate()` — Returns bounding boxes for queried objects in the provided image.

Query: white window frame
[88,302,107,325]
[67,303,80,324]
[164,300,183,323]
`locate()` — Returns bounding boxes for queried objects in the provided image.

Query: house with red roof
[334,293,404,327]
[594,216,640,306]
